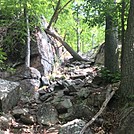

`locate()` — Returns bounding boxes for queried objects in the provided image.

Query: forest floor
[0,58,121,134]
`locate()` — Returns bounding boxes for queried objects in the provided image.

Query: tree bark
[105,15,119,73]
[120,0,134,98]
[121,0,125,71]
[76,6,80,52]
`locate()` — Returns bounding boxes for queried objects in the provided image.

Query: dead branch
[45,29,88,61]
[80,84,118,134]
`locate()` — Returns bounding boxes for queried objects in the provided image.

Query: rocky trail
[0,58,120,134]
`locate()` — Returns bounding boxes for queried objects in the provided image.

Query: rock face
[35,30,54,76]
[59,119,92,134]
[0,79,20,112]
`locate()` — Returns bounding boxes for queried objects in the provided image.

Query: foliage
[55,0,105,52]
[127,95,134,102]
[0,0,105,64]
[0,48,8,71]
[83,0,130,41]
[83,0,119,27]
[100,67,121,83]
[0,48,6,63]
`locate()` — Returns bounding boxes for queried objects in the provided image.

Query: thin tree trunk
[47,0,73,29]
[76,9,80,52]
[47,0,61,29]
[24,4,30,68]
[121,0,125,72]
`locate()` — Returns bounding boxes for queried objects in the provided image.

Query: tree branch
[58,0,74,14]
[47,0,74,29]
[47,0,61,29]
[80,84,118,134]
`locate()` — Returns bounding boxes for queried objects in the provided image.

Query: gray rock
[40,76,50,86]
[0,71,11,79]
[73,79,85,88]
[20,79,40,97]
[62,80,77,92]
[12,108,29,118]
[20,95,30,104]
[57,98,73,109]
[59,119,92,134]
[54,98,73,114]
[20,114,35,125]
[59,112,72,120]
[51,95,73,107]
[0,79,20,112]
[37,103,59,126]
[94,43,104,65]
[0,130,4,134]
[62,80,73,87]
[77,88,91,98]
[39,93,52,101]
[67,104,94,121]
[24,67,41,80]
[85,92,105,108]
[63,79,85,91]
[0,114,14,130]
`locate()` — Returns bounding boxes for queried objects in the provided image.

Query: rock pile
[0,59,108,133]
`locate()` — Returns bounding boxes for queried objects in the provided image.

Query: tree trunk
[121,0,125,71]
[25,14,30,67]
[105,15,119,73]
[76,7,80,52]
[120,0,134,98]
[47,0,61,29]
[24,4,30,68]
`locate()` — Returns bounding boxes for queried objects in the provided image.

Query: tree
[105,1,119,73]
[84,0,119,73]
[120,0,134,99]
[23,2,31,68]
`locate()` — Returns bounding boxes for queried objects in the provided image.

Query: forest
[0,0,134,134]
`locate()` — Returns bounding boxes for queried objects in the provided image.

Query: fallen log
[45,29,88,61]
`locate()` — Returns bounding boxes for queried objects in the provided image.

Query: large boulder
[0,79,20,112]
[34,30,54,75]
[36,103,59,126]
[94,43,105,65]
[7,67,41,98]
